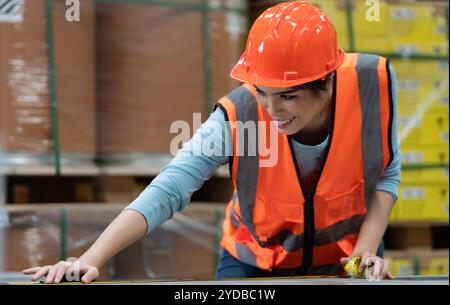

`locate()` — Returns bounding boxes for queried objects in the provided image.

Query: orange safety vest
[215,53,394,275]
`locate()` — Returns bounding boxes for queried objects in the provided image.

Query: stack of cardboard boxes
[309,0,448,56]
[385,250,449,276]
[0,0,96,165]
[1,0,247,165]
[0,204,224,280]
[390,58,449,222]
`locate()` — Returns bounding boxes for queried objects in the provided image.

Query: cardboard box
[397,81,449,117]
[399,113,448,146]
[0,0,96,163]
[394,182,449,221]
[400,144,448,164]
[421,256,449,275]
[308,0,350,50]
[388,257,415,276]
[96,1,246,159]
[388,4,448,56]
[401,167,449,184]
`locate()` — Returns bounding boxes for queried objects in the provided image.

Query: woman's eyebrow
[253,85,300,96]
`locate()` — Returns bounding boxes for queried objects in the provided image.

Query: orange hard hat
[230,1,345,88]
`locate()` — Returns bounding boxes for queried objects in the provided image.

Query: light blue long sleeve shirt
[126,65,401,235]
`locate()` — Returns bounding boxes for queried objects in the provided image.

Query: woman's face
[254,83,331,136]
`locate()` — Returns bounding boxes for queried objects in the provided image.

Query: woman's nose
[266,99,280,116]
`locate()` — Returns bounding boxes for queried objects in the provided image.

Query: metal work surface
[2,273,448,285]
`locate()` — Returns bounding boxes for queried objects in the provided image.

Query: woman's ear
[327,72,334,89]
[325,73,334,99]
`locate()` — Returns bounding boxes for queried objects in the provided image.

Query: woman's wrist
[78,249,106,269]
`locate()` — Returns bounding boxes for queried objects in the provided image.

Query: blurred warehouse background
[0,0,448,281]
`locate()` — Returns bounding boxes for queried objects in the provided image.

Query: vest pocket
[324,180,367,226]
[266,199,304,224]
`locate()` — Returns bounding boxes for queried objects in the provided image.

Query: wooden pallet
[0,164,232,204]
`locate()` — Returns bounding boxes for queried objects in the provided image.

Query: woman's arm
[354,62,400,255]
[78,209,148,271]
[341,190,395,280]
[375,63,401,203]
[23,107,232,283]
[353,190,395,255]
[340,63,400,280]
[124,107,230,234]
[23,209,147,283]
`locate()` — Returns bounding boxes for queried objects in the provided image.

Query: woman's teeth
[276,117,295,124]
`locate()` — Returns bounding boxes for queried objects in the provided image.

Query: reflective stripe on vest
[357,54,384,208]
[227,86,260,243]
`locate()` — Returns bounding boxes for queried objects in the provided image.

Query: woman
[23,1,399,283]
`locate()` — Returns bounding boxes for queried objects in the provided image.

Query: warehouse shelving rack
[1,0,448,180]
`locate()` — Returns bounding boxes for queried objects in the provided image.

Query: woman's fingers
[340,257,350,267]
[66,260,86,282]
[22,267,41,275]
[54,263,71,283]
[344,253,395,280]
[31,266,51,282]
[359,251,372,272]
[49,260,85,283]
[381,260,394,280]
[386,271,395,280]
[24,258,97,284]
[44,262,64,283]
[371,258,383,280]
[81,267,99,284]
[364,257,394,280]
[66,257,78,263]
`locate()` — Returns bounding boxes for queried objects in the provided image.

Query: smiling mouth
[275,117,295,124]
[273,116,296,128]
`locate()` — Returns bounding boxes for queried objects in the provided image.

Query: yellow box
[399,113,449,146]
[391,60,448,82]
[400,144,449,164]
[348,0,391,53]
[337,33,351,52]
[420,257,449,275]
[354,34,393,53]
[401,167,449,184]
[394,183,449,221]
[313,1,449,55]
[390,208,397,221]
[388,257,415,277]
[397,80,449,117]
[390,23,447,42]
[309,0,348,31]
[308,0,350,50]
[388,5,448,39]
[392,42,448,57]
[352,0,390,35]
[388,4,448,56]
[386,251,449,277]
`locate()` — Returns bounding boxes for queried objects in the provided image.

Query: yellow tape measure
[344,257,368,279]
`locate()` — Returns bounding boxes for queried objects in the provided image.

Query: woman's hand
[22,257,99,284]
[21,210,148,284]
[340,251,394,280]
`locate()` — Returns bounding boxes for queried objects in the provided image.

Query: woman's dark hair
[292,73,332,96]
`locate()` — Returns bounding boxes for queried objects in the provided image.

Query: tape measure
[344,257,368,279]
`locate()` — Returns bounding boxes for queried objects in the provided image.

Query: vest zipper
[287,139,316,276]
[300,192,315,275]
[288,73,337,275]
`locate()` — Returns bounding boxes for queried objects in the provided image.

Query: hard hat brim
[230,48,346,88]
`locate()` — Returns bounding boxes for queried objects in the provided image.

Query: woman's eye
[281,95,296,101]
[256,89,266,96]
